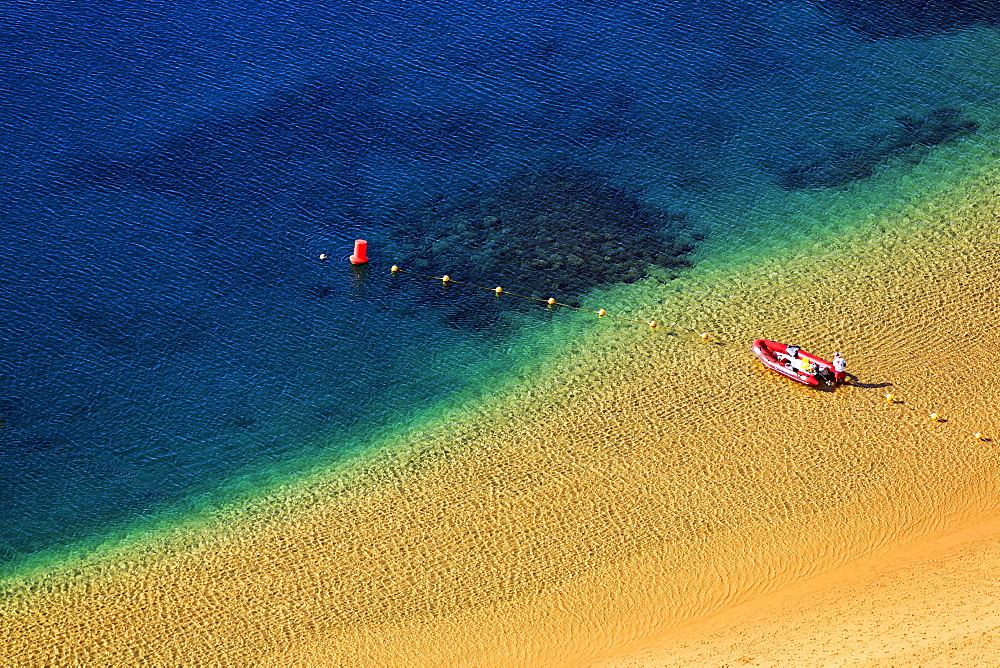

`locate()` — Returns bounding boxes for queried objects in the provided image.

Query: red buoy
[349,239,369,264]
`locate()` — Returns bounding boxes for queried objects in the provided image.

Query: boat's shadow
[844,373,892,389]
[816,374,892,392]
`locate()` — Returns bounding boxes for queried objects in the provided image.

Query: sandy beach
[599,511,1000,666]
[3,163,1000,665]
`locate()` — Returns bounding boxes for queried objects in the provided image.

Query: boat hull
[751,339,833,387]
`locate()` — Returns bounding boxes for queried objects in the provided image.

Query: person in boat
[832,352,847,385]
[816,363,834,384]
[779,344,802,368]
[792,357,817,376]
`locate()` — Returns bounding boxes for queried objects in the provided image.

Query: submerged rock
[776,108,978,190]
[390,165,701,311]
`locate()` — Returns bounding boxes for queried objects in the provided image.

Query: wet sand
[3,164,1000,664]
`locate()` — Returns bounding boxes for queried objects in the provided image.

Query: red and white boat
[751,339,834,387]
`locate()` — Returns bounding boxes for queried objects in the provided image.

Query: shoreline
[4,161,1000,664]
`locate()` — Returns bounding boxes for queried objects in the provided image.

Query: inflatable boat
[751,339,833,387]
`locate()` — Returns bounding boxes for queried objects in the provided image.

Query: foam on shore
[3,151,1000,664]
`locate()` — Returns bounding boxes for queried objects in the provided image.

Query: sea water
[2,0,1000,579]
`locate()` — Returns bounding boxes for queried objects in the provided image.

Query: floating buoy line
[389,264,714,343]
[325,243,991,443]
[391,263,991,444]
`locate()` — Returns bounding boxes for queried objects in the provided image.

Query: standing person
[832,352,847,385]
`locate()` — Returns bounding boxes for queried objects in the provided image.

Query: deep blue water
[2,0,999,575]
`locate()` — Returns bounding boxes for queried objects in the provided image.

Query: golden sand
[599,511,1000,666]
[3,165,1000,664]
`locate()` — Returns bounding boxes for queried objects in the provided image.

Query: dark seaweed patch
[813,0,1000,38]
[60,78,372,215]
[231,415,258,430]
[63,300,214,360]
[0,397,24,426]
[775,108,978,190]
[305,284,337,300]
[390,164,701,320]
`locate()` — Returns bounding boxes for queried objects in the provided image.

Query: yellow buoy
[700,332,709,340]
[598,309,606,317]
[494,286,503,294]
[974,432,984,441]
[391,265,399,273]
[885,393,895,403]
[929,412,940,421]
[442,275,450,283]
[547,297,556,305]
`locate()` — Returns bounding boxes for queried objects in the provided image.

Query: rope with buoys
[323,239,990,442]
[389,264,715,343]
[849,385,991,443]
[328,227,1000,447]
[383,261,990,441]
[388,264,990,441]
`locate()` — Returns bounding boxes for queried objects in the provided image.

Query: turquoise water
[2,0,1000,577]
